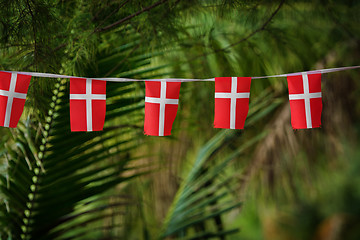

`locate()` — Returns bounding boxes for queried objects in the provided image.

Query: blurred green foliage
[0,0,359,239]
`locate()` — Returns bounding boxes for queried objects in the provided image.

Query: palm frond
[0,28,164,239]
[160,88,281,239]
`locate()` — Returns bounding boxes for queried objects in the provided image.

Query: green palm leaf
[0,28,163,239]
[160,88,281,239]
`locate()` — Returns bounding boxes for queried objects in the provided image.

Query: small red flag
[144,81,181,136]
[214,77,251,129]
[70,78,106,131]
[287,73,322,129]
[0,72,31,128]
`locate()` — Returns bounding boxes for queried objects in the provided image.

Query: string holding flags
[0,65,359,136]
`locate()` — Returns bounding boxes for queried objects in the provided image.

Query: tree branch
[94,0,170,33]
[26,0,38,69]
[223,0,285,51]
[104,43,141,77]
[53,0,170,52]
[93,0,131,29]
[188,0,285,62]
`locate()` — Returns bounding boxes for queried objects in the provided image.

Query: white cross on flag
[214,77,251,129]
[144,81,181,136]
[0,72,31,128]
[287,73,322,129]
[70,78,106,132]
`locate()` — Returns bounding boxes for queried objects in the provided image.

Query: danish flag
[214,77,251,129]
[70,78,106,132]
[0,72,31,128]
[287,73,322,129]
[144,81,181,136]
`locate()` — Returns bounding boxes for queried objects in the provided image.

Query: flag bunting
[0,66,359,136]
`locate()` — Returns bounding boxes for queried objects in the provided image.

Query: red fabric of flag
[0,72,31,128]
[70,78,106,132]
[214,77,251,129]
[287,73,322,129]
[144,81,181,136]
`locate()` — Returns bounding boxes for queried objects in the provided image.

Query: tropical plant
[1,0,360,240]
[0,31,157,239]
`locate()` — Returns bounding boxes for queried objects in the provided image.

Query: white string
[1,65,359,82]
